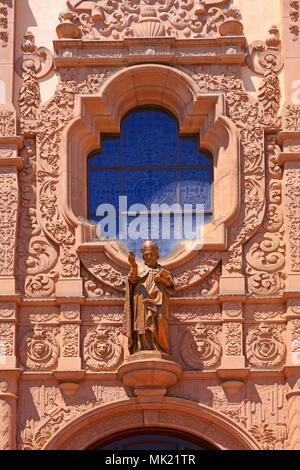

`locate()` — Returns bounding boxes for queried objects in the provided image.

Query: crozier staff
[124,239,175,355]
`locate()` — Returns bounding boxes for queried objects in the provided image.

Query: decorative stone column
[0,370,20,450]
[0,107,23,295]
[286,377,300,450]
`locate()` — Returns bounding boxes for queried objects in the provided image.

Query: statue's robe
[125,264,175,354]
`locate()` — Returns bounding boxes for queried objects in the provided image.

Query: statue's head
[141,239,159,267]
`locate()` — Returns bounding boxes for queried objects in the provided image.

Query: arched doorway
[43,398,261,450]
[87,427,218,450]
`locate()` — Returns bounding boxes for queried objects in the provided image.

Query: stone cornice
[53,36,246,67]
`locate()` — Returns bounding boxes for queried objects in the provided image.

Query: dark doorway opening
[87,426,218,450]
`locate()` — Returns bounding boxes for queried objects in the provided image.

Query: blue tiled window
[88,107,213,257]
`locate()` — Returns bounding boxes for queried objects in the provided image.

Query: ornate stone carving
[16,137,58,299]
[61,324,79,357]
[246,233,285,296]
[170,306,221,322]
[0,304,14,319]
[15,30,53,79]
[283,104,300,131]
[19,384,129,450]
[0,110,15,136]
[246,323,286,367]
[16,31,53,134]
[60,0,243,41]
[190,69,267,273]
[224,322,242,356]
[20,326,60,370]
[0,0,8,48]
[36,72,111,282]
[180,323,222,368]
[29,311,59,323]
[245,134,285,296]
[289,0,300,41]
[173,254,220,291]
[83,325,122,370]
[81,264,124,298]
[246,25,282,118]
[80,255,126,292]
[0,322,14,356]
[246,25,283,76]
[18,70,40,131]
[0,168,18,276]
[285,168,300,271]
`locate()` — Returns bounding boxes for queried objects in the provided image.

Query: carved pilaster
[57,303,81,371]
[220,302,245,370]
[0,303,17,369]
[0,106,22,295]
[0,370,20,450]
[286,377,300,450]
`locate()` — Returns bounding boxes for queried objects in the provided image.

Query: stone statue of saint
[124,239,175,355]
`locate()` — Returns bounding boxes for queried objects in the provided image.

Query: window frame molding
[59,64,241,268]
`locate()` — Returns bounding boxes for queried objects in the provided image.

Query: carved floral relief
[56,0,243,41]
[0,169,18,277]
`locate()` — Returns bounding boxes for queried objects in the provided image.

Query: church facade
[0,0,300,450]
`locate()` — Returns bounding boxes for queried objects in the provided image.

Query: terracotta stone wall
[1,0,300,450]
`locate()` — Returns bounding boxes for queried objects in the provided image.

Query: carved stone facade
[0,0,299,451]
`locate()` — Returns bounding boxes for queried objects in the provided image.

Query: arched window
[88,107,213,257]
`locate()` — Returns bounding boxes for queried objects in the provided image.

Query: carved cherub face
[142,249,159,268]
[96,342,109,358]
[32,341,46,357]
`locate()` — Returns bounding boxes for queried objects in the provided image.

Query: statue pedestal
[118,351,182,400]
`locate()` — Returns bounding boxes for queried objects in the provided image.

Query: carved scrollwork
[180,323,222,368]
[246,323,286,367]
[0,109,15,136]
[80,254,126,292]
[245,133,285,297]
[16,138,59,298]
[173,254,220,291]
[246,25,283,76]
[59,0,242,41]
[36,72,111,282]
[15,30,53,79]
[20,325,60,370]
[83,325,122,371]
[283,104,300,131]
[191,70,267,273]
[246,26,282,119]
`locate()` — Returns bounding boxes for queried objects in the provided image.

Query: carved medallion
[180,323,221,369]
[83,325,122,371]
[246,323,286,367]
[20,325,59,370]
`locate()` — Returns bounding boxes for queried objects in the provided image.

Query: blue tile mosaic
[88,107,213,257]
